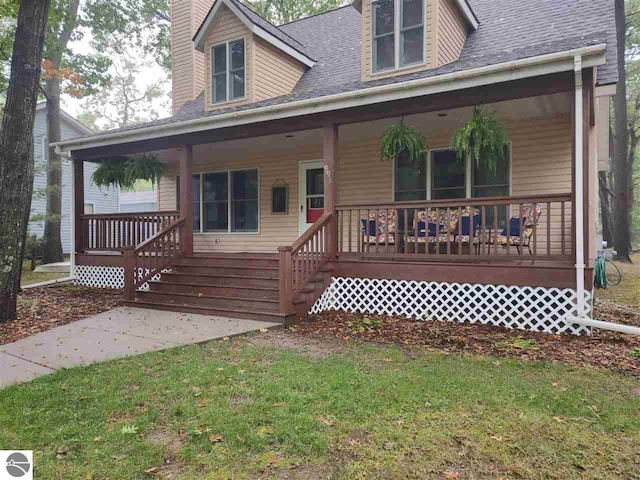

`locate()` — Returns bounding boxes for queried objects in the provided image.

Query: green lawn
[596,254,640,307]
[20,257,70,287]
[1,334,639,479]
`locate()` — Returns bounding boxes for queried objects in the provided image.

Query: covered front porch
[66,70,598,331]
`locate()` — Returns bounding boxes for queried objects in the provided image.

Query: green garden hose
[594,255,623,289]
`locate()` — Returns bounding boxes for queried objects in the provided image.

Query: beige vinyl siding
[204,5,253,111]
[159,116,573,254]
[437,0,467,65]
[171,0,211,112]
[159,143,322,253]
[253,37,306,102]
[362,0,469,82]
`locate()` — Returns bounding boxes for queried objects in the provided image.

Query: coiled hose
[594,255,623,289]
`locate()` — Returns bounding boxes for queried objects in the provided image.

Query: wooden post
[123,247,136,301]
[278,246,293,316]
[323,123,338,258]
[179,144,194,256]
[73,157,84,253]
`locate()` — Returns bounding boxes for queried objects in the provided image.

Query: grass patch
[0,336,639,479]
[20,258,70,287]
[596,254,640,307]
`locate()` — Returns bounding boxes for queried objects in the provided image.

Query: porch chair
[405,210,449,252]
[495,203,543,255]
[361,209,398,251]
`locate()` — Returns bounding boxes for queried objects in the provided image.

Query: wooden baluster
[446,208,451,256]
[403,209,408,256]
[481,207,486,256]
[546,202,552,257]
[469,205,475,258]
[519,204,525,257]
[374,209,379,254]
[506,204,511,257]
[493,205,498,256]
[533,207,538,259]
[561,201,566,256]
[457,207,462,256]
[348,210,352,253]
[384,208,389,253]
[414,210,419,256]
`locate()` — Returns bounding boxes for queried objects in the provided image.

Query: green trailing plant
[451,105,508,176]
[91,153,164,190]
[380,120,427,165]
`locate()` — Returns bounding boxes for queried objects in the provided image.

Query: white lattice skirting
[310,277,593,336]
[74,265,162,290]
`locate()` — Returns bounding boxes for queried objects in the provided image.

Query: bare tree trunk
[0,0,50,321]
[42,76,64,263]
[599,170,615,246]
[42,0,80,264]
[613,0,633,262]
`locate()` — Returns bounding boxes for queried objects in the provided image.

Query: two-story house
[55,0,617,335]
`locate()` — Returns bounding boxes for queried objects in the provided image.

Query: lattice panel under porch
[310,277,592,336]
[74,265,163,290]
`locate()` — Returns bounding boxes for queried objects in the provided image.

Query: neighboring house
[119,189,158,213]
[55,0,618,336]
[31,103,119,255]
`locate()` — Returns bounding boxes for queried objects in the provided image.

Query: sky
[62,28,172,131]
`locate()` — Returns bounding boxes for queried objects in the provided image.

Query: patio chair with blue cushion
[361,209,397,251]
[496,203,543,255]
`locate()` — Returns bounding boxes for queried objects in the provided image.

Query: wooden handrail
[335,194,573,262]
[278,212,334,316]
[291,213,332,252]
[80,210,179,219]
[123,216,187,300]
[135,218,186,253]
[336,193,572,210]
[79,211,181,252]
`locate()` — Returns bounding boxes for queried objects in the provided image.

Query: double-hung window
[177,169,259,233]
[394,146,511,204]
[373,0,425,73]
[211,38,245,104]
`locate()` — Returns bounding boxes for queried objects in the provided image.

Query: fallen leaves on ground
[295,299,640,377]
[1,285,122,345]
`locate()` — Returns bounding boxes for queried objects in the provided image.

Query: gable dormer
[355,0,478,81]
[193,0,315,112]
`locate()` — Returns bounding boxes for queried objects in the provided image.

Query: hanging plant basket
[451,105,508,175]
[380,120,427,165]
[91,153,164,190]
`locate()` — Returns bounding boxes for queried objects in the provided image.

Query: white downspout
[69,156,76,279]
[573,55,586,320]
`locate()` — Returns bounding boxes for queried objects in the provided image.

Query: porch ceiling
[154,92,572,168]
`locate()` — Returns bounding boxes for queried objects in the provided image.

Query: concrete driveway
[0,307,279,388]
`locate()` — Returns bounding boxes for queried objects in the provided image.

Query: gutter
[54,43,607,154]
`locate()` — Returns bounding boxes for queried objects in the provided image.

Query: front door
[299,160,324,234]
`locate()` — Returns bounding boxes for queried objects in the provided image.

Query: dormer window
[211,38,246,104]
[372,0,425,73]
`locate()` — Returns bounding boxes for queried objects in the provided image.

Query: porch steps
[127,253,287,323]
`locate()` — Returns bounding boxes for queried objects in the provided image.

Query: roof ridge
[279,4,353,27]
[231,0,307,50]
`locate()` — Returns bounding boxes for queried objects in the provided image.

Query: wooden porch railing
[278,212,333,315]
[79,211,181,252]
[123,218,186,301]
[336,193,573,263]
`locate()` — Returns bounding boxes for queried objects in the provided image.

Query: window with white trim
[393,146,511,201]
[177,169,259,233]
[373,0,425,73]
[211,38,245,104]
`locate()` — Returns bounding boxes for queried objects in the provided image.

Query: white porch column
[574,55,586,318]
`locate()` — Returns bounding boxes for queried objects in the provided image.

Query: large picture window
[394,147,511,203]
[177,169,259,233]
[372,0,425,73]
[211,38,245,104]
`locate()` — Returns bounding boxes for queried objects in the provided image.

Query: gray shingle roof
[79,0,617,139]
